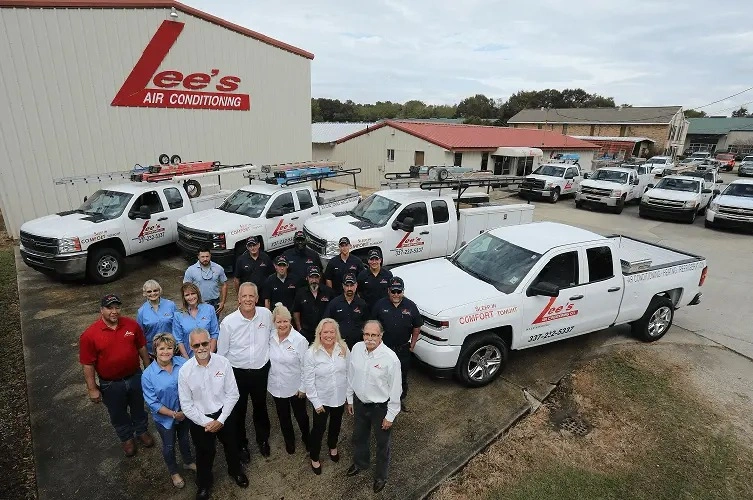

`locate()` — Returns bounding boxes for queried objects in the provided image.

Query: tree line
[311,88,618,125]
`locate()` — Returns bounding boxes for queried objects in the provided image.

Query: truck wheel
[613,195,626,214]
[631,296,674,342]
[183,179,201,198]
[687,209,697,224]
[87,247,124,284]
[455,333,508,387]
[170,154,182,165]
[158,154,170,165]
[549,188,560,203]
[575,200,584,209]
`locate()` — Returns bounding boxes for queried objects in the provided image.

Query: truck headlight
[325,241,338,256]
[684,200,697,208]
[710,201,719,212]
[611,190,623,197]
[58,237,82,254]
[211,233,226,250]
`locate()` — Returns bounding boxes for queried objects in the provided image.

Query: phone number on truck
[527,326,574,343]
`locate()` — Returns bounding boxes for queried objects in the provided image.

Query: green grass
[488,353,753,500]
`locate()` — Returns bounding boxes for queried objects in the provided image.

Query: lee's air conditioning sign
[112,20,250,111]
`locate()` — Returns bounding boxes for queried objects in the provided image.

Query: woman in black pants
[303,318,350,474]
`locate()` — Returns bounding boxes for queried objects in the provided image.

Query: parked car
[705,178,753,231]
[646,156,676,176]
[714,153,736,172]
[738,156,753,177]
[397,221,707,386]
[518,163,583,203]
[639,173,721,223]
[575,167,648,213]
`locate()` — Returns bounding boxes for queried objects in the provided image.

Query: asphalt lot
[15,169,752,499]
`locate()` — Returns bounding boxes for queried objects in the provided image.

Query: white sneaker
[184,463,197,471]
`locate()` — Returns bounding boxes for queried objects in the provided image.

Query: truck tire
[613,195,626,214]
[170,154,182,165]
[183,179,201,198]
[454,332,508,387]
[87,247,124,284]
[631,296,674,342]
[158,154,170,165]
[549,188,560,203]
[687,208,697,224]
[575,200,584,209]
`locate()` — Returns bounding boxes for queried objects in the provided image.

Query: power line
[693,87,753,110]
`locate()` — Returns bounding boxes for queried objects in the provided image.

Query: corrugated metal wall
[0,7,311,237]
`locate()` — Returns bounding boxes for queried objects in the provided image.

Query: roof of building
[687,117,753,135]
[0,0,314,59]
[508,106,682,125]
[572,136,655,143]
[312,122,378,144]
[336,120,600,151]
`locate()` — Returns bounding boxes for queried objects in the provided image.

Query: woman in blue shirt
[141,333,195,489]
[136,280,177,356]
[172,282,219,358]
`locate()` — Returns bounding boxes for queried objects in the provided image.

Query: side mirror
[527,281,560,297]
[136,205,151,220]
[716,179,723,183]
[266,208,283,218]
[583,173,590,179]
[392,216,415,233]
[647,183,654,189]
[713,189,721,195]
[701,189,712,194]
[83,196,88,203]
[632,178,639,185]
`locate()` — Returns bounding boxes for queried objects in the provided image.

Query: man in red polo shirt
[80,293,155,456]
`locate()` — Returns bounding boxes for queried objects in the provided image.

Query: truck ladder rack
[272,168,362,193]
[418,176,528,216]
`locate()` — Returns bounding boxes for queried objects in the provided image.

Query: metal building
[0,0,314,238]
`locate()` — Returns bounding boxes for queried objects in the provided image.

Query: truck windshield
[79,190,133,220]
[450,232,541,294]
[351,194,401,226]
[722,183,753,197]
[591,170,628,183]
[648,158,667,164]
[654,178,700,192]
[219,190,271,218]
[532,165,565,177]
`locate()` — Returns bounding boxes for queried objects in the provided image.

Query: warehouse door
[414,151,425,166]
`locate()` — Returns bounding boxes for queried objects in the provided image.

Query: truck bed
[609,235,704,273]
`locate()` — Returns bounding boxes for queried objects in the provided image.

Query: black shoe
[232,473,249,488]
[329,451,340,462]
[285,442,296,455]
[400,401,410,413]
[239,446,250,464]
[259,441,271,458]
[311,461,322,475]
[373,479,387,493]
[346,464,363,477]
[196,487,211,500]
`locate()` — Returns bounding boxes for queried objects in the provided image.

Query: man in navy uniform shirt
[370,277,423,411]
[357,249,393,312]
[283,231,322,287]
[324,236,364,295]
[263,255,298,310]
[233,236,274,295]
[292,267,334,343]
[322,273,368,349]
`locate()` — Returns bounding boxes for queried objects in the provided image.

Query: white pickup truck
[177,176,361,270]
[19,181,231,283]
[639,172,722,223]
[518,163,583,203]
[303,189,534,267]
[646,156,676,176]
[575,167,648,213]
[705,178,753,231]
[397,221,707,387]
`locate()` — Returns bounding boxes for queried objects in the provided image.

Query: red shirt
[79,317,146,380]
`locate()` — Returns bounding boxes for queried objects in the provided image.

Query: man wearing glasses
[79,293,154,457]
[324,236,364,295]
[370,277,423,412]
[184,247,228,316]
[178,328,247,499]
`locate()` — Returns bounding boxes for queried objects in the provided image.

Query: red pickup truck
[715,153,736,172]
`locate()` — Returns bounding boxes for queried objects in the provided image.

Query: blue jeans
[155,420,194,475]
[99,371,148,442]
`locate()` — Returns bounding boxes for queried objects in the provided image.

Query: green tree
[456,94,497,119]
[684,109,707,118]
[732,106,750,117]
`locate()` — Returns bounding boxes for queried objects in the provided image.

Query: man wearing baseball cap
[324,236,364,295]
[79,294,154,456]
[233,236,274,295]
[292,266,334,343]
[323,273,369,349]
[263,255,298,310]
[357,249,393,312]
[283,231,322,287]
[371,276,423,412]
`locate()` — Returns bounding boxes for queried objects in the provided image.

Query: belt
[356,397,388,407]
[99,372,138,382]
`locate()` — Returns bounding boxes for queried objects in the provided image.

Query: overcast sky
[189,0,753,116]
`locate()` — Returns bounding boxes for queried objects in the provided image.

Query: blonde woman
[141,333,195,488]
[172,283,219,358]
[268,303,310,455]
[136,280,176,355]
[303,318,349,475]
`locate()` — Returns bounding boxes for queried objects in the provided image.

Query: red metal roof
[336,120,599,150]
[0,0,314,60]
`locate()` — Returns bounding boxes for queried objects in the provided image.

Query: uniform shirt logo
[321,297,329,302]
[354,307,361,313]
[402,309,411,315]
[214,371,224,377]
[124,331,135,337]
[373,364,382,369]
[258,323,265,328]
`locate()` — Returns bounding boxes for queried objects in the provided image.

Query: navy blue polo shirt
[262,273,298,311]
[283,247,322,286]
[234,251,274,288]
[322,294,368,343]
[324,254,365,294]
[357,267,394,311]
[371,296,423,349]
[292,284,335,340]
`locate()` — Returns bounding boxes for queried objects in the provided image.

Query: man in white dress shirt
[345,320,402,493]
[217,282,275,462]
[178,328,247,500]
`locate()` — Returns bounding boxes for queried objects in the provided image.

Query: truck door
[264,191,297,251]
[124,190,170,252]
[161,186,192,243]
[386,201,432,264]
[563,167,579,194]
[428,199,451,258]
[574,244,623,333]
[295,188,318,225]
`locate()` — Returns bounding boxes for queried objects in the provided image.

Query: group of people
[79,232,424,499]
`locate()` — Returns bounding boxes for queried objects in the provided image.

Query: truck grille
[20,231,58,255]
[303,227,327,255]
[581,186,612,197]
[177,224,213,252]
[645,197,684,208]
[717,205,753,219]
[521,179,546,190]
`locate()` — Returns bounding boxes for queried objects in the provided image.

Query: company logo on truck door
[271,219,297,237]
[133,221,166,242]
[395,233,424,248]
[531,297,578,324]
[112,20,250,111]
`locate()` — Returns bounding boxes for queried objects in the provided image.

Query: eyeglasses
[389,289,403,294]
[144,289,160,294]
[190,341,210,349]
[200,268,214,280]
[363,333,381,339]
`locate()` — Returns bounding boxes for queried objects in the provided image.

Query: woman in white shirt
[268,303,310,455]
[303,318,349,475]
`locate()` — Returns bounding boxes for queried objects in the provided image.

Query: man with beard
[292,267,334,343]
[178,328,247,499]
[79,293,154,457]
[184,247,228,316]
[322,273,368,350]
[233,237,274,295]
[283,231,322,287]
[356,249,393,312]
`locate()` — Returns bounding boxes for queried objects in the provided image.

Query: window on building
[590,125,596,135]
[562,124,568,134]
[431,200,450,224]
[163,187,183,210]
[586,246,614,282]
[387,149,395,162]
[454,152,463,166]
[619,125,627,137]
[537,124,543,130]
[481,152,489,171]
